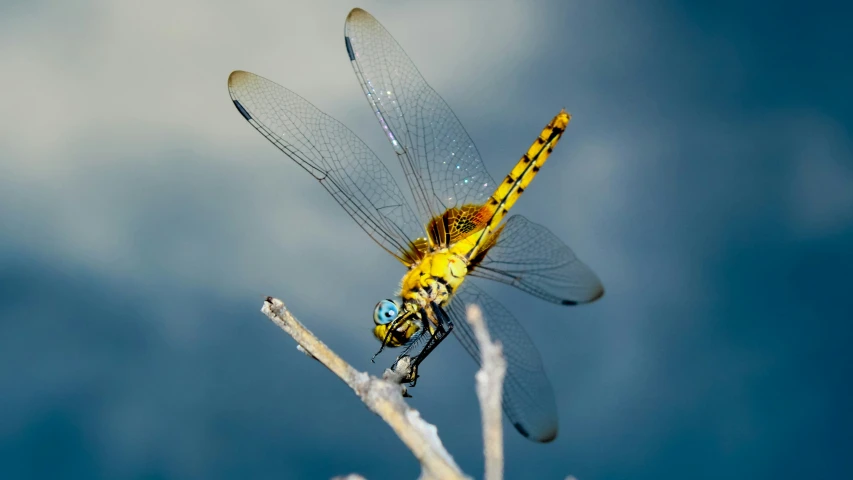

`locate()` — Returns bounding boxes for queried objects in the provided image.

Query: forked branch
[260,297,509,480]
[261,297,467,480]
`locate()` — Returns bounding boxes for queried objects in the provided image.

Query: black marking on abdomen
[561,299,578,306]
[532,166,540,173]
[233,100,251,120]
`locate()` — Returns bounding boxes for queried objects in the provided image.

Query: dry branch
[260,297,469,480]
[466,305,507,480]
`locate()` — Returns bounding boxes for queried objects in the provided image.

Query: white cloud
[0,0,541,164]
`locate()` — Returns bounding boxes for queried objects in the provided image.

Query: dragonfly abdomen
[461,110,571,261]
[485,110,571,230]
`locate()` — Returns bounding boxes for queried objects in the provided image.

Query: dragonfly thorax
[400,250,469,306]
[371,250,469,348]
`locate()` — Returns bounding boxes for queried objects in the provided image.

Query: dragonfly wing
[445,281,559,442]
[228,70,423,264]
[344,8,497,230]
[469,214,605,305]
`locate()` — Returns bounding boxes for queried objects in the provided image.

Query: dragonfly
[228,8,604,443]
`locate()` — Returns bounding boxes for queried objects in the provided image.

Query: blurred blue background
[2,0,851,479]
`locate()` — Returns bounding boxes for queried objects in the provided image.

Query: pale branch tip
[467,304,508,480]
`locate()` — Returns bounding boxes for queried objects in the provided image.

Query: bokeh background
[2,0,851,479]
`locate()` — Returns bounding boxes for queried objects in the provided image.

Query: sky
[1,0,852,479]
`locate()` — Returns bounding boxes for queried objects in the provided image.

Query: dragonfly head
[373,298,421,347]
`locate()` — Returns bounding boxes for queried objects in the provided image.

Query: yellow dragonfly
[228,8,604,442]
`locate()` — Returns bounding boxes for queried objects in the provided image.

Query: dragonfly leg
[371,323,399,363]
[406,303,454,387]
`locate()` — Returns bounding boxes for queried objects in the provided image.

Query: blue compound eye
[373,299,400,325]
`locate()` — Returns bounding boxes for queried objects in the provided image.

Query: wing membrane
[228,70,423,264]
[445,281,559,442]
[344,8,497,231]
[470,215,605,305]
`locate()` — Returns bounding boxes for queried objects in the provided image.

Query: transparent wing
[470,215,605,305]
[228,70,423,264]
[444,281,559,442]
[344,8,497,230]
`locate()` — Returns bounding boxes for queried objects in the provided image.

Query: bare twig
[466,304,507,480]
[260,297,469,480]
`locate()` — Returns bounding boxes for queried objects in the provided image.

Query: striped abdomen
[485,110,570,230]
[460,110,570,258]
